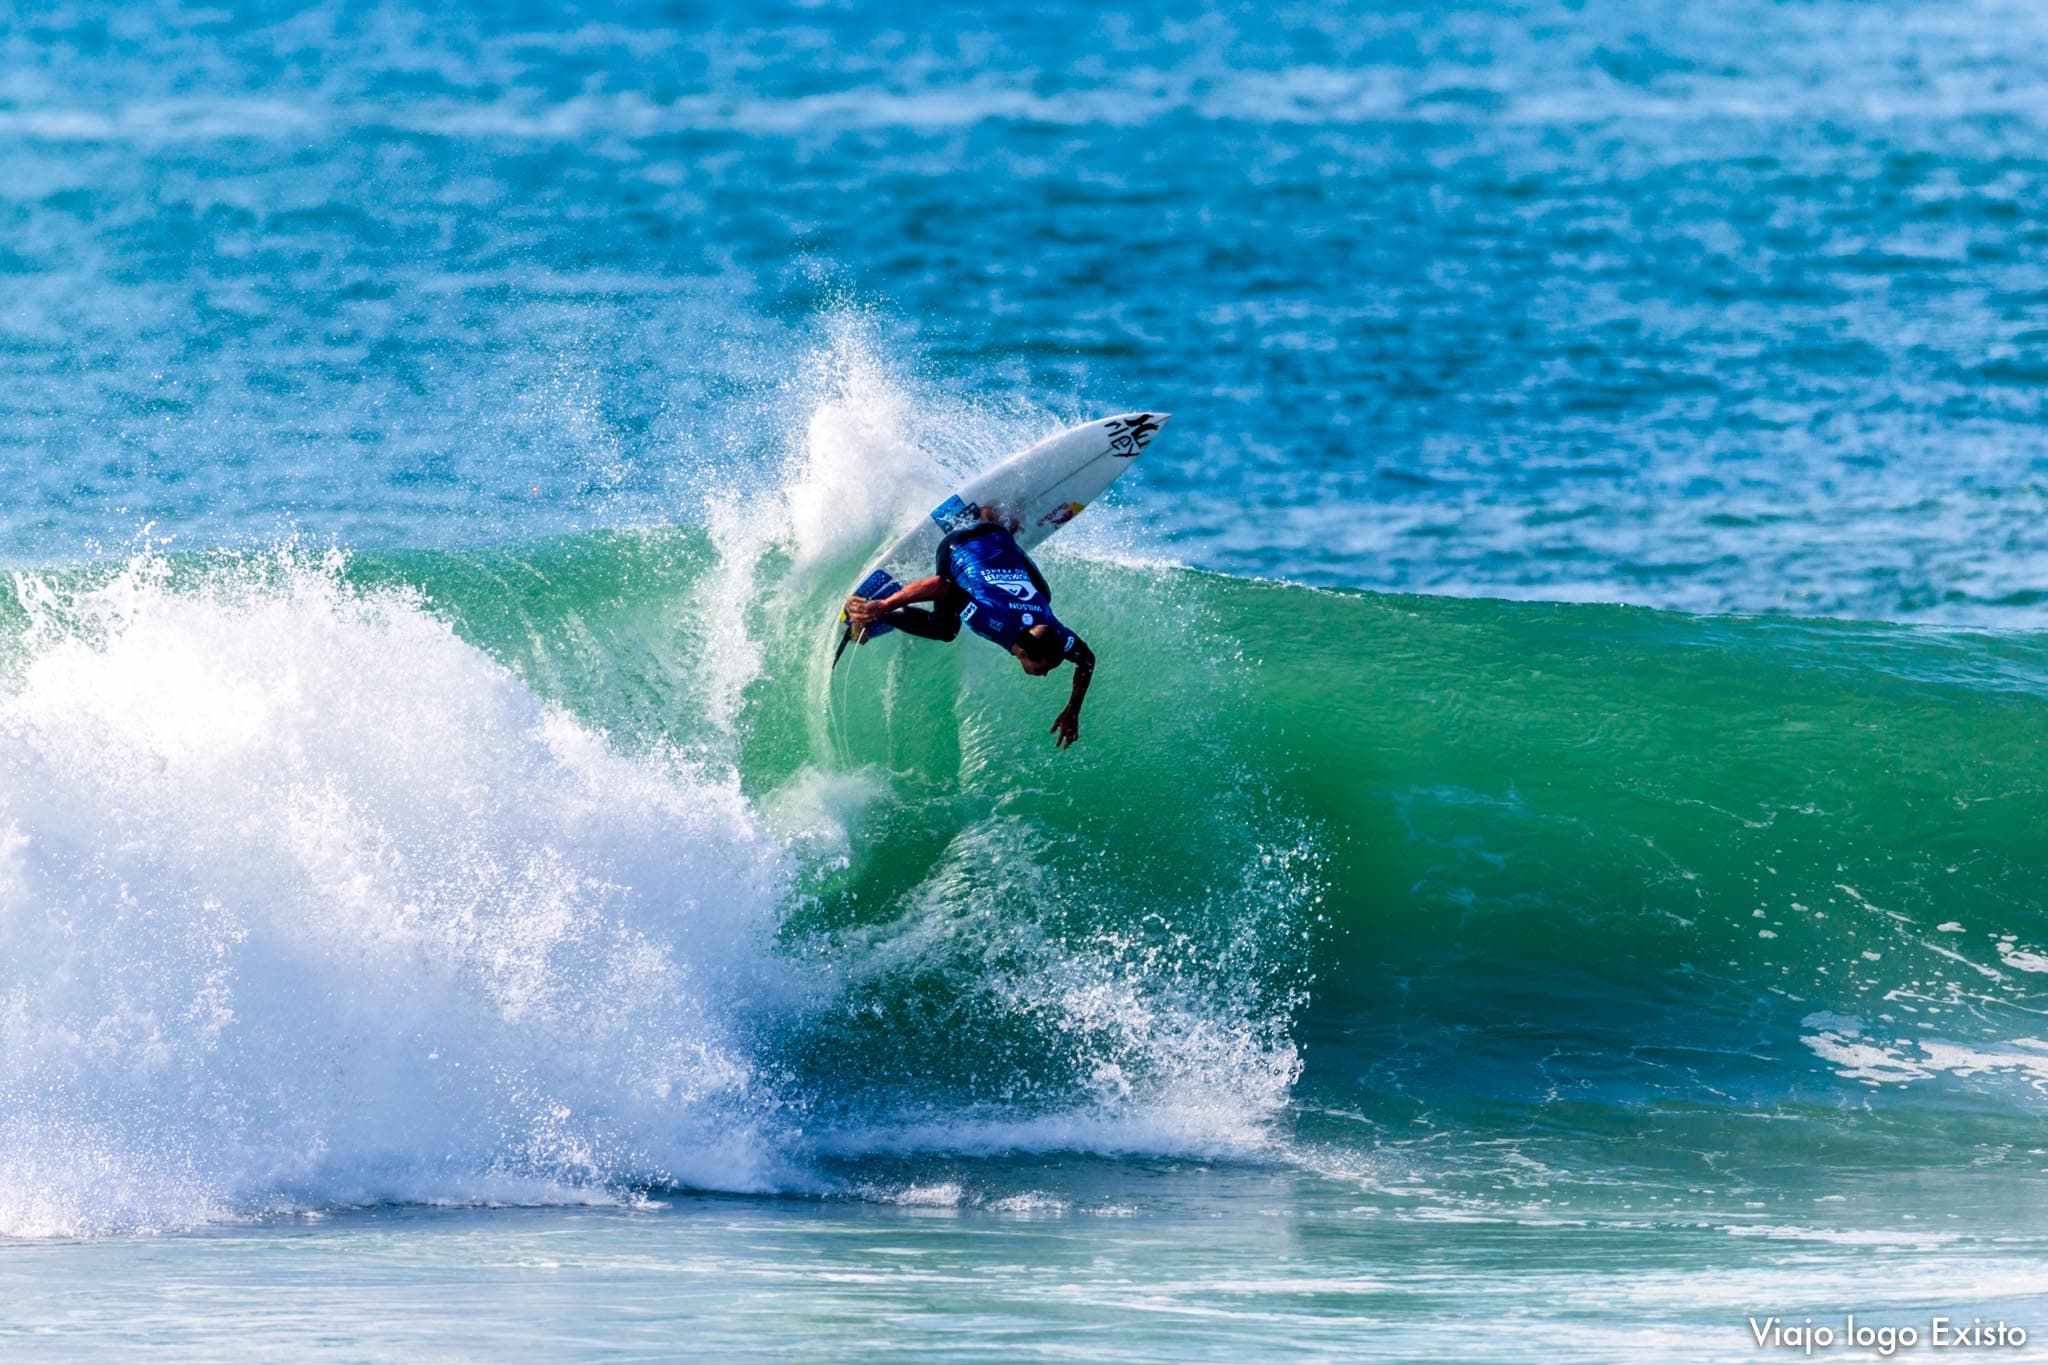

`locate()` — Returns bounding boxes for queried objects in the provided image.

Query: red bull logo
[1038,501,1084,528]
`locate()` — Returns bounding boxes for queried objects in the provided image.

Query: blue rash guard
[937,524,1080,656]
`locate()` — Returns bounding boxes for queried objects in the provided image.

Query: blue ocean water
[6,1,2048,1360]
[8,0,2048,617]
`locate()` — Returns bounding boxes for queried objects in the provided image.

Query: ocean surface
[4,0,2048,1359]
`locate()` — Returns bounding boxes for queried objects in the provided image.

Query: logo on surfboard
[1103,413,1162,457]
[1038,501,1084,529]
[929,494,981,531]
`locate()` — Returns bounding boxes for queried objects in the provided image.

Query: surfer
[844,507,1096,748]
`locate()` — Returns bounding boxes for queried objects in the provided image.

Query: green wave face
[368,533,2048,1157]
[10,532,2045,1224]
[351,530,1324,1152]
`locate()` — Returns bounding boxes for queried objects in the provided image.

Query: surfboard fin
[832,620,869,670]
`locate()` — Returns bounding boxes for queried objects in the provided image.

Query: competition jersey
[937,525,1080,656]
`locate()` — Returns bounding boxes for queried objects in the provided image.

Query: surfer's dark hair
[1018,625,1064,667]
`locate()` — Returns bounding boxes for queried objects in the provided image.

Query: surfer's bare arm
[846,576,948,626]
[1051,640,1094,749]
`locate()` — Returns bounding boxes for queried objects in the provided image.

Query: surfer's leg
[881,586,967,642]
[880,607,955,641]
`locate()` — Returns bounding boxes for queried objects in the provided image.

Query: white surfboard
[833,412,1168,665]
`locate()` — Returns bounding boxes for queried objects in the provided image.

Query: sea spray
[0,551,802,1234]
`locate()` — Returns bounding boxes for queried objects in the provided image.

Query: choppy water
[5,0,2048,1360]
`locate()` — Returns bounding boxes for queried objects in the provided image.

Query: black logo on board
[1104,413,1162,457]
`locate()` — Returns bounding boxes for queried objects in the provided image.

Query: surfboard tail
[834,570,902,669]
[831,615,879,670]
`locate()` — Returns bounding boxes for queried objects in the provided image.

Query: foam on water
[0,551,806,1236]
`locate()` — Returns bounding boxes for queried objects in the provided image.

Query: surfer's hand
[845,596,882,626]
[1050,708,1080,749]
